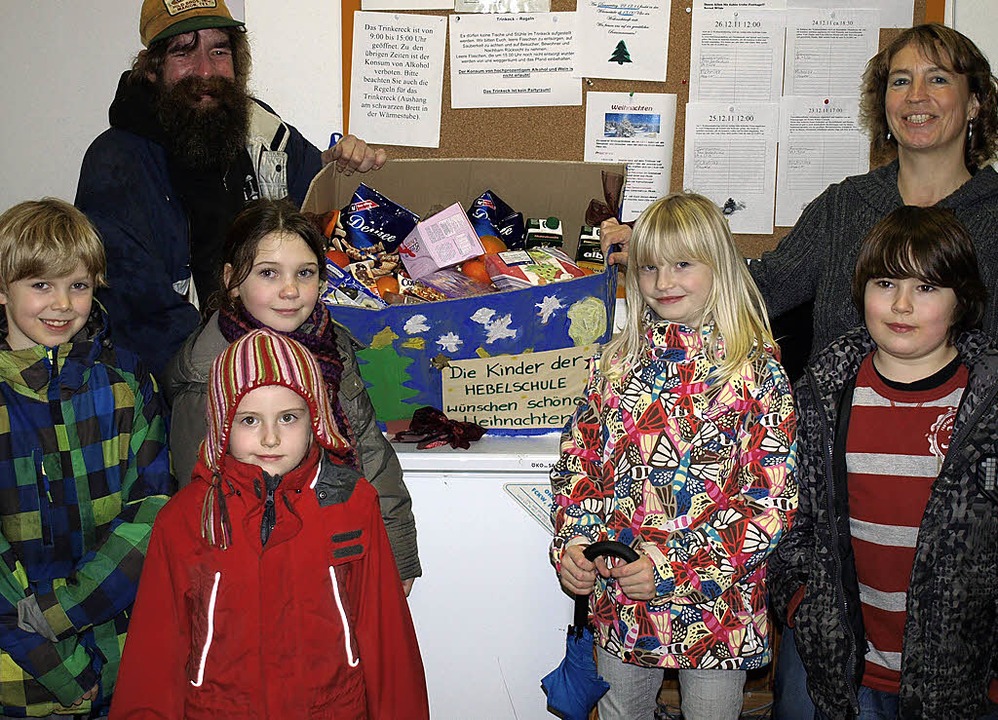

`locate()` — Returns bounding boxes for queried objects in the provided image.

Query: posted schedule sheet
[690,3,785,103]
[784,8,879,97]
[683,103,778,234]
[775,96,868,227]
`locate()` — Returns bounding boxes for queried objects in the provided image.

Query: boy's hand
[321,135,387,176]
[609,553,656,601]
[67,684,98,708]
[402,578,415,596]
[600,219,632,266]
[559,544,598,596]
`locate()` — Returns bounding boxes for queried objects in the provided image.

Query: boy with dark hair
[0,198,173,717]
[769,205,998,719]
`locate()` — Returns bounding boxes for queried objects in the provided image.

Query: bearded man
[76,0,385,376]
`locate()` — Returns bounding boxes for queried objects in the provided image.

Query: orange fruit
[460,258,492,286]
[376,275,400,297]
[323,210,340,238]
[479,235,507,255]
[325,249,351,268]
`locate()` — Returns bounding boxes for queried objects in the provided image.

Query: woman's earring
[886,129,893,142]
[968,118,975,144]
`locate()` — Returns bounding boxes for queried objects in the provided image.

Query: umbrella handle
[573,540,641,630]
[583,540,639,564]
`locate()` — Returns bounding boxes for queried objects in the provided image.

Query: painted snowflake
[485,314,517,344]
[471,308,496,326]
[436,332,463,353]
[404,314,430,334]
[536,295,564,324]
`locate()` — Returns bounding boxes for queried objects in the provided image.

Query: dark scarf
[217,302,359,469]
[108,71,258,301]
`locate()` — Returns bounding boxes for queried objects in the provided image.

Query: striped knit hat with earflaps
[200,328,351,547]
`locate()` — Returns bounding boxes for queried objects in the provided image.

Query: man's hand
[321,134,387,176]
[609,553,656,601]
[600,218,632,267]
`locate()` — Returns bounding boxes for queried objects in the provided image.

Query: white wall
[0,0,342,212]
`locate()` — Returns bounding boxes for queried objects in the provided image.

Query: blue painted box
[302,159,623,430]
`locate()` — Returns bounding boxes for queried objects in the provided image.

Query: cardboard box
[302,159,623,432]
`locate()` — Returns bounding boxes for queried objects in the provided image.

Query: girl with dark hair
[166,198,420,592]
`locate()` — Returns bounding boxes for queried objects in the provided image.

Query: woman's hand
[559,543,598,595]
[610,553,656,601]
[321,134,388,175]
[600,218,632,266]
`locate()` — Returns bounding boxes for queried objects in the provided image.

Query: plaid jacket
[0,307,173,717]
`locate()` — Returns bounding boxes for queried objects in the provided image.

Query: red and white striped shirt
[846,352,967,694]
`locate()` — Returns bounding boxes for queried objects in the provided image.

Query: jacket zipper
[807,371,860,715]
[38,347,60,546]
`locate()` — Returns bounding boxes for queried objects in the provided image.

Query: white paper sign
[449,13,581,108]
[683,102,779,234]
[584,92,676,222]
[689,5,785,103]
[775,96,868,226]
[784,8,879,97]
[574,0,670,82]
[789,0,910,29]
[349,12,447,147]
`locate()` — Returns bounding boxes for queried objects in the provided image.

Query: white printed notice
[689,4,785,103]
[449,13,580,109]
[574,0,670,82]
[789,0,909,29]
[784,8,879,97]
[441,345,597,430]
[775,96,868,227]
[683,102,778,234]
[350,12,447,147]
[584,92,676,222]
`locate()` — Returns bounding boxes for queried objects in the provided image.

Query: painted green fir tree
[356,345,420,422]
[609,40,631,64]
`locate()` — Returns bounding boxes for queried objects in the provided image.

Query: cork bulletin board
[343,0,939,256]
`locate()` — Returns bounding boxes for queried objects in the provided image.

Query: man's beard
[157,76,249,170]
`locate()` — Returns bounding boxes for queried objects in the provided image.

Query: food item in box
[396,274,446,303]
[525,216,563,250]
[484,248,587,291]
[398,203,484,280]
[321,259,387,309]
[341,184,419,252]
[418,268,497,298]
[575,225,605,273]
[467,190,525,249]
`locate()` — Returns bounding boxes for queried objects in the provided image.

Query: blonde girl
[550,192,798,720]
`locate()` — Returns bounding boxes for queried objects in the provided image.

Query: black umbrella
[542,540,640,720]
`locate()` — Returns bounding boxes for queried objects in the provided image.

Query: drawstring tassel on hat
[201,473,234,549]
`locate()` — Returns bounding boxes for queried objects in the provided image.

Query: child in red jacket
[110,328,428,719]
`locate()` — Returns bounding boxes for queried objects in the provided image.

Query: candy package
[341,184,419,252]
[467,190,525,249]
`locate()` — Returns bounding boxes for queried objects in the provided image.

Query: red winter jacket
[110,448,428,719]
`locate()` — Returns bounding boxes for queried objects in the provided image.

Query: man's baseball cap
[140,0,245,47]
